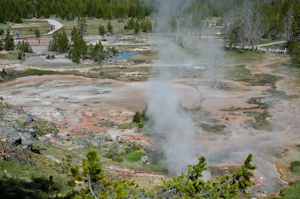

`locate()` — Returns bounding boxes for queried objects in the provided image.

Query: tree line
[0,0,154,23]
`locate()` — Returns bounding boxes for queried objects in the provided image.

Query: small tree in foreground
[98,25,106,36]
[35,28,41,37]
[74,151,256,199]
[107,21,113,34]
[4,29,14,51]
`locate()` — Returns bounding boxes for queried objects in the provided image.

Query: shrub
[68,179,76,187]
[17,52,22,60]
[70,166,79,176]
[46,55,50,59]
[125,150,146,162]
[104,143,124,162]
[75,175,83,181]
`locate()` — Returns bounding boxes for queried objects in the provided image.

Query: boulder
[0,118,36,148]
[140,154,150,164]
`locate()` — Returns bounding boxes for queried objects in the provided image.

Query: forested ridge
[0,0,153,22]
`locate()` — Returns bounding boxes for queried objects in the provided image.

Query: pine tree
[107,21,113,34]
[134,20,140,34]
[98,25,106,36]
[4,29,14,51]
[35,28,41,38]
[0,40,3,51]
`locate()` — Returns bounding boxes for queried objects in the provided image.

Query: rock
[0,119,36,148]
[88,133,95,140]
[40,137,52,145]
[52,132,70,143]
[140,154,149,164]
[115,136,126,142]
[100,134,113,142]
[72,138,93,148]
[25,114,34,125]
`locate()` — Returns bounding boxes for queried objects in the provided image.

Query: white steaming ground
[146,74,196,174]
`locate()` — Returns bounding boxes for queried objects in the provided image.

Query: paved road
[46,19,63,35]
[228,40,287,53]
[16,19,63,39]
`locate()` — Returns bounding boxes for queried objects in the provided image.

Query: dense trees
[288,1,300,67]
[0,0,153,23]
[73,151,256,198]
[48,31,69,53]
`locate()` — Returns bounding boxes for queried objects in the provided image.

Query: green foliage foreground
[73,151,256,199]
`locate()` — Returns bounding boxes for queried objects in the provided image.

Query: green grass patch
[200,123,226,133]
[272,90,299,99]
[125,150,146,162]
[224,50,265,63]
[118,122,139,129]
[226,65,282,86]
[281,181,300,199]
[12,69,57,77]
[94,121,114,128]
[291,161,300,175]
[0,160,73,198]
[244,110,284,132]
[0,53,18,60]
[221,106,241,111]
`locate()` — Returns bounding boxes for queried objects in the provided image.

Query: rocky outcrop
[0,118,36,148]
[72,133,113,148]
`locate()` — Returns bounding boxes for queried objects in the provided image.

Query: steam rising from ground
[146,0,224,174]
[146,72,197,174]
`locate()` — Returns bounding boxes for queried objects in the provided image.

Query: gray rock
[25,114,34,125]
[140,154,149,164]
[0,119,36,148]
[40,137,52,145]
[52,132,70,143]
[88,133,95,140]
[115,136,126,142]
[100,134,113,142]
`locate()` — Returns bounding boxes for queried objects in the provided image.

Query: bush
[17,52,22,60]
[75,175,83,181]
[51,54,55,59]
[125,150,146,162]
[104,143,124,162]
[70,166,79,176]
[68,179,76,187]
[46,55,50,59]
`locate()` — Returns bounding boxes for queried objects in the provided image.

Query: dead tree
[241,0,253,53]
[251,12,263,50]
[192,80,206,109]
[285,6,294,44]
